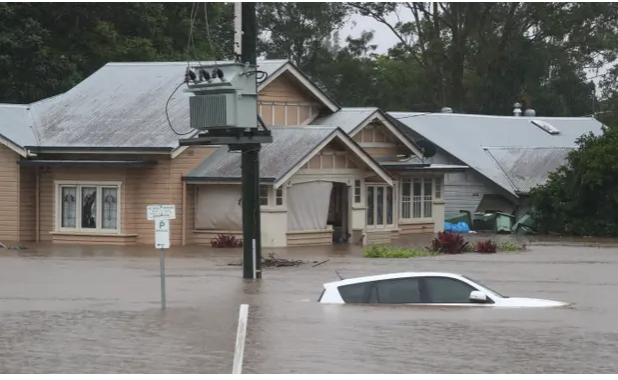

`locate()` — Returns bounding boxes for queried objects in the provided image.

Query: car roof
[324,272,465,288]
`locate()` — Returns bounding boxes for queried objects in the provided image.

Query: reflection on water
[1,242,618,373]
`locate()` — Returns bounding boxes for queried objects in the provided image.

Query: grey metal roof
[186,127,336,181]
[0,60,288,150]
[389,112,604,195]
[312,107,378,133]
[0,104,38,147]
[485,147,573,194]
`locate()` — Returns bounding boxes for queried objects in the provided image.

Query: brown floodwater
[0,240,617,374]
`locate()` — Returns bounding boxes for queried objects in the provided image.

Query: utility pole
[180,2,270,280]
[238,2,262,279]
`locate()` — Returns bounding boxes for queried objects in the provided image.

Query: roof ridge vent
[531,119,560,135]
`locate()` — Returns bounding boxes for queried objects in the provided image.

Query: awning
[16,160,158,168]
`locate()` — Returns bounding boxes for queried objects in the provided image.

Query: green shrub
[364,245,438,258]
[497,241,523,252]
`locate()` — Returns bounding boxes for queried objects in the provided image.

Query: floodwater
[1,240,618,374]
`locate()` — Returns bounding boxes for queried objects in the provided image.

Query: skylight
[531,120,560,135]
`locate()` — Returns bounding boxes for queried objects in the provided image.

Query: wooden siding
[19,166,36,241]
[37,147,216,245]
[192,230,243,246]
[258,73,323,125]
[300,141,361,170]
[353,122,414,160]
[287,230,332,246]
[366,230,392,245]
[399,222,434,235]
[51,233,137,245]
[0,145,19,242]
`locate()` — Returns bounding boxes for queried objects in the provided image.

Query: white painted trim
[171,146,189,159]
[259,101,320,107]
[0,136,27,157]
[274,129,393,189]
[296,106,301,124]
[284,105,288,125]
[302,112,320,125]
[54,180,123,235]
[365,183,396,230]
[358,142,398,148]
[349,111,424,158]
[37,149,171,155]
[258,62,339,113]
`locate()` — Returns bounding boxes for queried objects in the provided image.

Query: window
[354,180,361,203]
[435,177,443,199]
[366,184,394,228]
[57,183,120,233]
[400,178,433,219]
[259,185,269,206]
[369,278,422,304]
[338,283,370,303]
[423,277,477,304]
[275,187,283,206]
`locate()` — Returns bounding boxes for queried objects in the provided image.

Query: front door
[366,184,394,229]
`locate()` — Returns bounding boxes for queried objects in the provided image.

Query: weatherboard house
[388,111,604,219]
[0,59,468,247]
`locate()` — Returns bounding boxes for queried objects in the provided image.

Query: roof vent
[440,107,453,113]
[523,108,536,117]
[513,102,522,117]
[531,119,560,135]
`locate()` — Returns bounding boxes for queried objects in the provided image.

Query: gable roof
[313,107,424,158]
[258,61,340,113]
[485,147,573,195]
[0,104,38,156]
[0,59,298,154]
[389,112,604,196]
[185,126,393,187]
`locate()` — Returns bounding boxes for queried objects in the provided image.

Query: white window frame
[400,178,433,221]
[274,186,286,207]
[353,179,363,204]
[54,180,122,234]
[259,184,269,206]
[434,176,443,200]
[365,183,395,230]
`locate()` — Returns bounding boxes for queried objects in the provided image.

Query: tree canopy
[1,2,618,123]
[529,124,618,237]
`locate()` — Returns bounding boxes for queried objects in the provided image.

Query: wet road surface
[1,243,618,373]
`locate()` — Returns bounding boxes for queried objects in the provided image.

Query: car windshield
[461,276,508,298]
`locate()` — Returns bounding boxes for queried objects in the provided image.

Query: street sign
[147,204,176,220]
[155,218,171,249]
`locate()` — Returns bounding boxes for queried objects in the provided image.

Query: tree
[529,123,618,236]
[0,2,233,104]
[349,2,618,115]
[256,2,350,75]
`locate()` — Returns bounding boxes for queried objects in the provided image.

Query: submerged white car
[318,272,569,308]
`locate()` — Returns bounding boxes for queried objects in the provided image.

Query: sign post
[148,205,176,311]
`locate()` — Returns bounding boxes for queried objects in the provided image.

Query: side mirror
[469,290,488,303]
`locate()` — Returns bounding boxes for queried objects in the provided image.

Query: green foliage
[530,124,618,237]
[497,242,522,252]
[1,2,618,128]
[0,2,232,103]
[363,245,437,258]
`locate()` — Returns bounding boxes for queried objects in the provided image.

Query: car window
[424,276,477,303]
[373,278,422,304]
[338,282,370,303]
